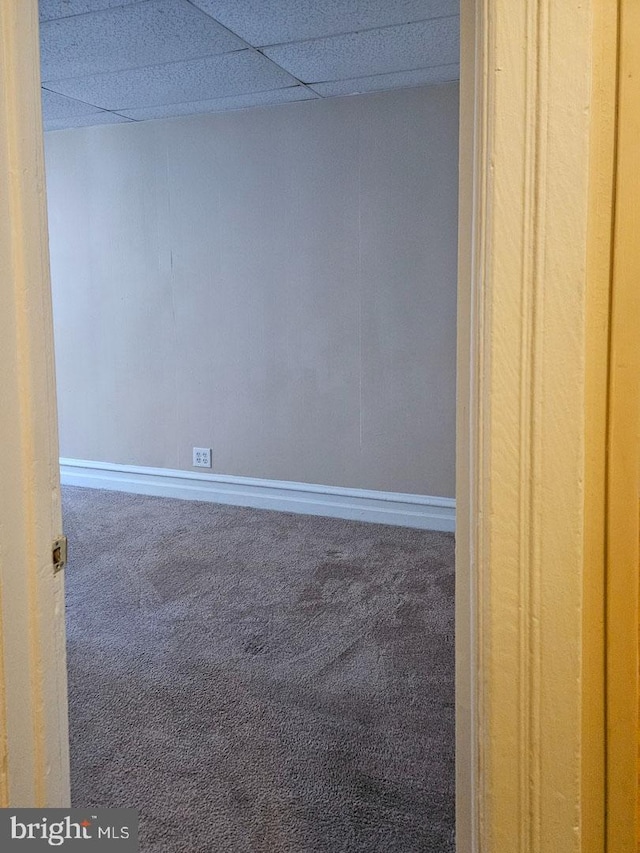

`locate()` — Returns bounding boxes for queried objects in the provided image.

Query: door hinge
[52,535,67,574]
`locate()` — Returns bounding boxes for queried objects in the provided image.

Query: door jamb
[456,0,614,849]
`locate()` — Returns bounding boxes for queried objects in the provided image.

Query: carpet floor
[63,486,455,852]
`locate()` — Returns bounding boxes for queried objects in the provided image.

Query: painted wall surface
[45,84,458,496]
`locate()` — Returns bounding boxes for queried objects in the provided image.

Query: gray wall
[45,84,458,497]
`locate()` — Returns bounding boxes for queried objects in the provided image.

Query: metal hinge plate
[53,535,67,574]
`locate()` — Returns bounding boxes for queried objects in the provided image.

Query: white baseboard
[59,458,455,532]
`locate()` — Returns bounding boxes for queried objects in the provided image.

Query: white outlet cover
[192,447,212,468]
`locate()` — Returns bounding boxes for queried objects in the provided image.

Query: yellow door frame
[605,1,640,849]
[457,1,625,850]
[0,0,70,805]
[583,2,618,851]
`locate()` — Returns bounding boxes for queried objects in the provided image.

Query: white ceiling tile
[41,87,104,119]
[262,16,459,83]
[309,64,459,97]
[40,0,244,82]
[39,0,144,21]
[190,0,459,45]
[44,111,132,131]
[44,50,299,111]
[39,0,143,21]
[118,86,318,121]
[38,0,462,128]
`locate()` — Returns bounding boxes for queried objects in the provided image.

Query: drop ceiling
[39,0,460,131]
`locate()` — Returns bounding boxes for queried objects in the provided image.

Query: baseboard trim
[59,458,455,532]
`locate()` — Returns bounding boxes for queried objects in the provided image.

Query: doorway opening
[42,1,461,850]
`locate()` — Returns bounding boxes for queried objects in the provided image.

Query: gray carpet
[63,486,455,852]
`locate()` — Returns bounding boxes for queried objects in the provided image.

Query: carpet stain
[315,560,365,584]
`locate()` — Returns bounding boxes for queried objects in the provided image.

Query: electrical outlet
[193,447,212,468]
